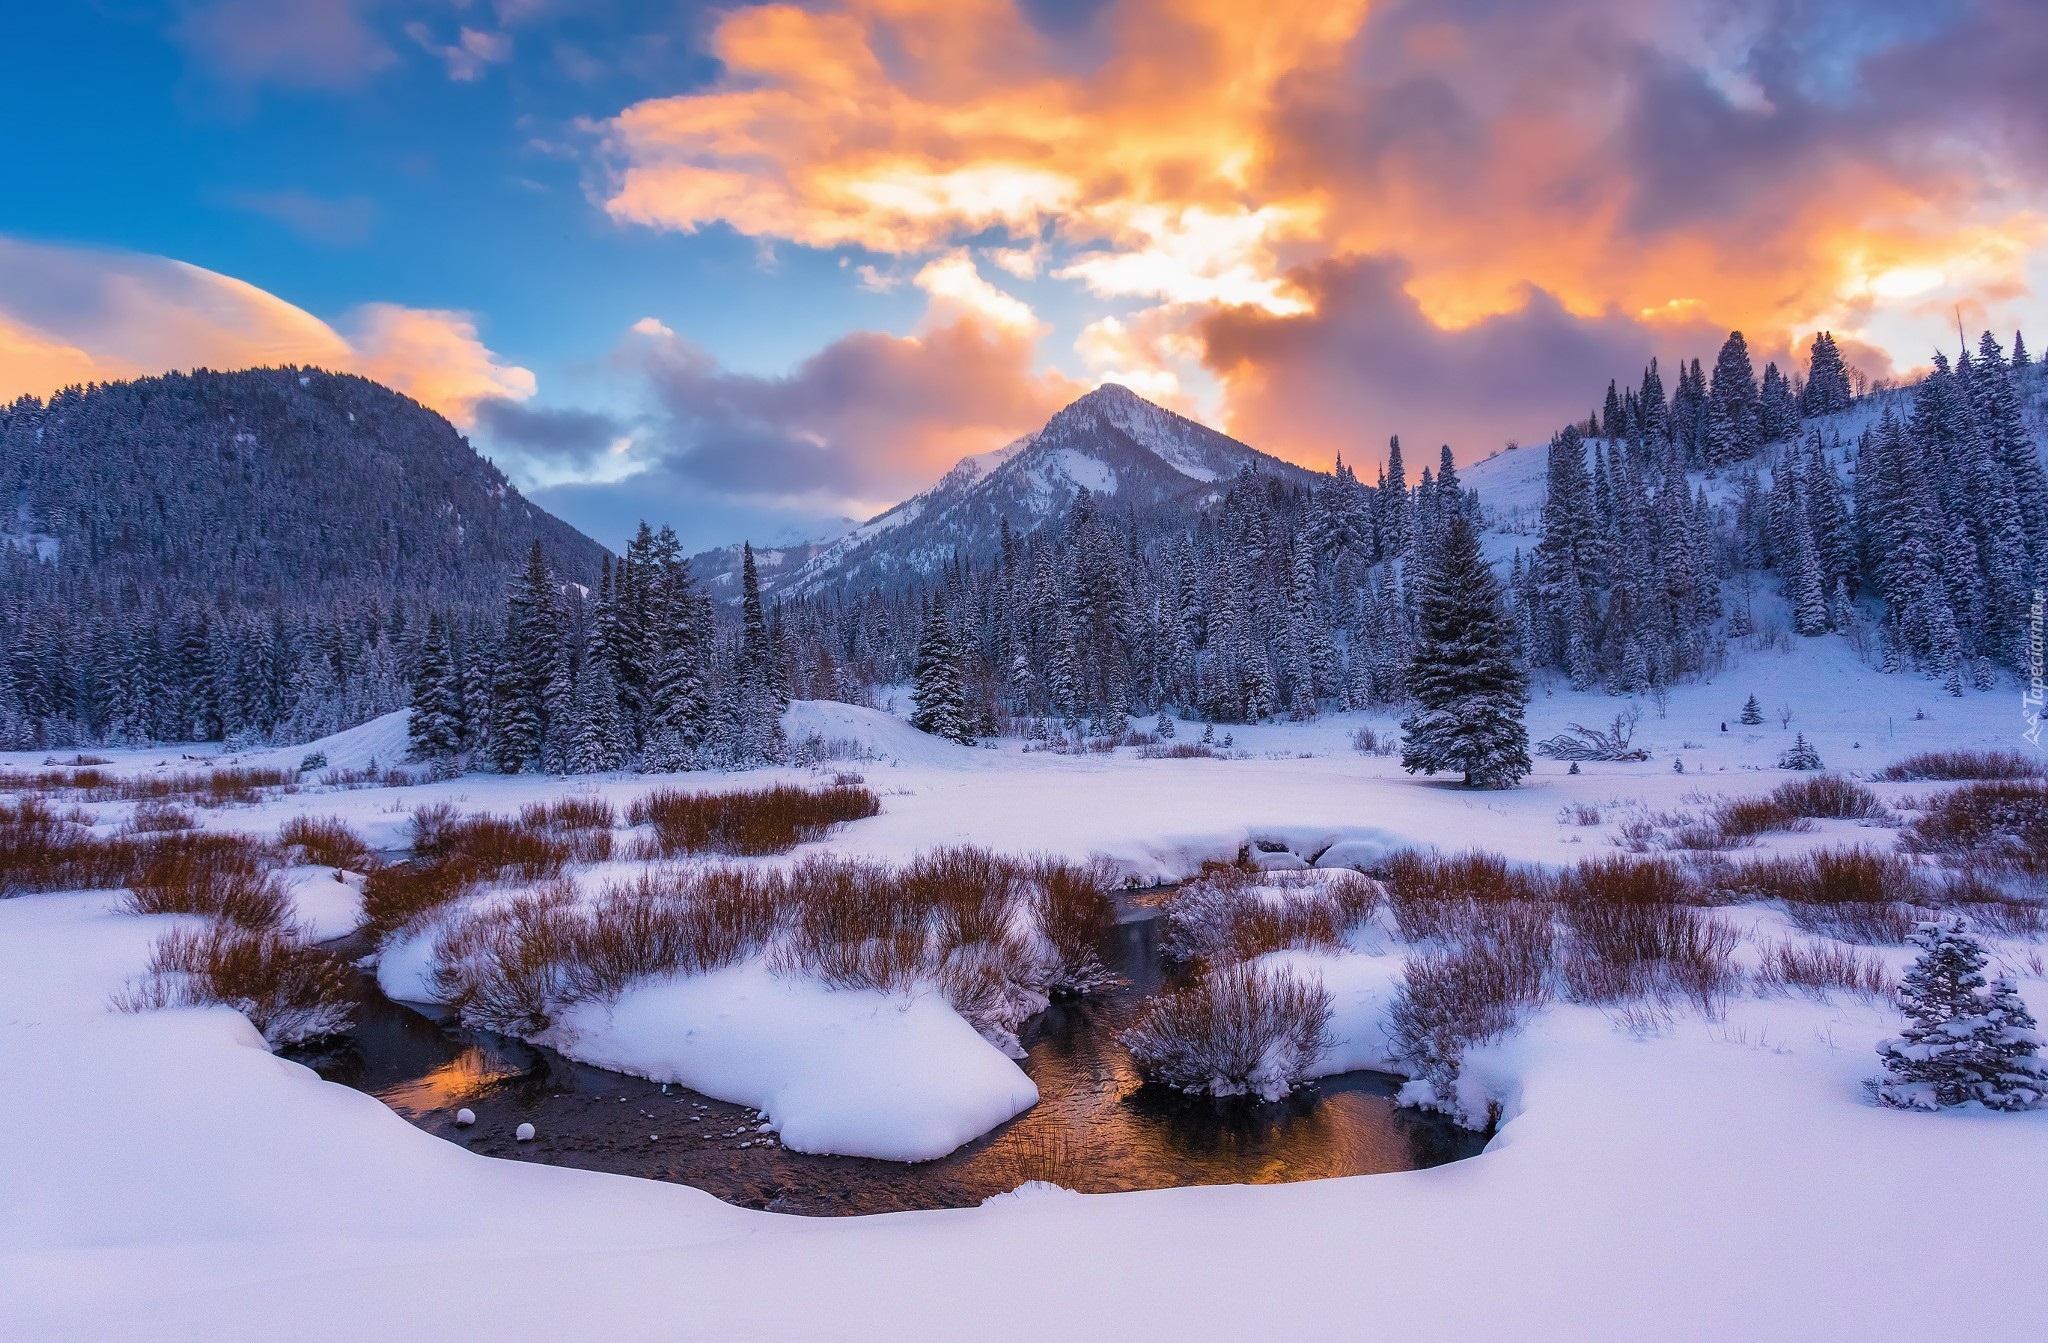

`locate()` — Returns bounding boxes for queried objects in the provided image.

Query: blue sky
[3,0,2041,554]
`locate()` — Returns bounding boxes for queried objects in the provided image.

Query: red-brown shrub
[1902,780,2048,876]
[278,815,375,869]
[627,783,880,857]
[1880,750,2046,781]
[116,921,354,1045]
[124,832,289,929]
[1121,962,1333,1100]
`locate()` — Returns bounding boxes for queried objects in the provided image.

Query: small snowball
[515,1122,536,1142]
[454,1108,476,1126]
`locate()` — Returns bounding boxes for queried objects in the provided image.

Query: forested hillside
[0,367,606,748]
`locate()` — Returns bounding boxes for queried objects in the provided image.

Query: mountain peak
[722,379,1318,599]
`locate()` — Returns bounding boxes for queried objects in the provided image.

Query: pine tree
[1155,709,1176,739]
[1777,731,1822,770]
[1874,916,2048,1111]
[1399,512,1530,788]
[911,601,971,743]
[568,621,626,773]
[407,613,462,760]
[1739,693,1764,726]
[1801,331,1853,416]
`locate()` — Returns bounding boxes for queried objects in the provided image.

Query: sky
[3,0,2044,553]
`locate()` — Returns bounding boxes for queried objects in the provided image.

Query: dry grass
[116,922,353,1044]
[0,765,296,805]
[1880,750,2047,781]
[123,832,289,929]
[1902,780,2048,876]
[1754,941,1895,999]
[627,783,880,857]
[277,815,375,870]
[1120,962,1334,1100]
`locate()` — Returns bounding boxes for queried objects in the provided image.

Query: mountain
[0,366,608,610]
[716,383,1320,599]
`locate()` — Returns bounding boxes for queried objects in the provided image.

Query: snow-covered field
[4,640,2045,1341]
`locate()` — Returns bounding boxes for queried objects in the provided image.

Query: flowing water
[299,901,1484,1215]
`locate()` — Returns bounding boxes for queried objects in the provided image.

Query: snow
[278,865,365,941]
[546,962,1038,1161]
[7,629,2048,1339]
[5,884,2044,1341]
[1037,446,1117,496]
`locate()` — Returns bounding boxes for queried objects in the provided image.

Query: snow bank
[547,961,1038,1161]
[782,699,982,768]
[278,865,365,942]
[1255,947,1406,1077]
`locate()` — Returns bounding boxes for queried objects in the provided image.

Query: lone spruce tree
[911,601,971,743]
[1400,512,1530,788]
[1874,916,2047,1111]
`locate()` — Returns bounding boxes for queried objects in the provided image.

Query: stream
[297,899,1485,1215]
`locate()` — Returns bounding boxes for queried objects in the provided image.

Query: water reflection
[299,906,1485,1215]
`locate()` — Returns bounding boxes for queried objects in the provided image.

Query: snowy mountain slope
[727,384,1319,599]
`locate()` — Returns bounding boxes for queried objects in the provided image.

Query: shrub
[427,883,580,1034]
[627,783,880,857]
[774,854,925,992]
[1120,962,1333,1100]
[117,922,353,1045]
[518,796,617,862]
[1754,941,1894,999]
[1711,847,1932,944]
[1031,856,1119,993]
[1350,726,1397,757]
[1388,942,1548,1094]
[563,867,779,1002]
[277,815,374,869]
[0,797,145,895]
[362,806,573,937]
[124,832,288,929]
[1903,780,2048,876]
[0,765,295,806]
[1557,854,1696,906]
[1708,796,1807,843]
[1558,901,1738,1009]
[124,801,198,835]
[1770,775,1887,821]
[1881,750,2047,782]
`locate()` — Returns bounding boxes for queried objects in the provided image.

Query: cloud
[618,302,1082,516]
[405,23,514,81]
[594,0,2048,449]
[1201,254,1727,470]
[170,0,396,89]
[220,189,378,246]
[0,236,532,427]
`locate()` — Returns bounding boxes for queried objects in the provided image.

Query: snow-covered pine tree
[911,600,971,743]
[1801,331,1854,416]
[1777,731,1822,770]
[1874,915,2048,1111]
[407,613,463,760]
[1399,512,1530,788]
[1740,693,1764,725]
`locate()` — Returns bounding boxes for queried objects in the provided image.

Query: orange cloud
[600,0,2048,462]
[0,236,532,427]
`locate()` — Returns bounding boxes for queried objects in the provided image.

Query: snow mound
[238,709,414,776]
[547,961,1038,1161]
[782,699,981,768]
[278,865,365,942]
